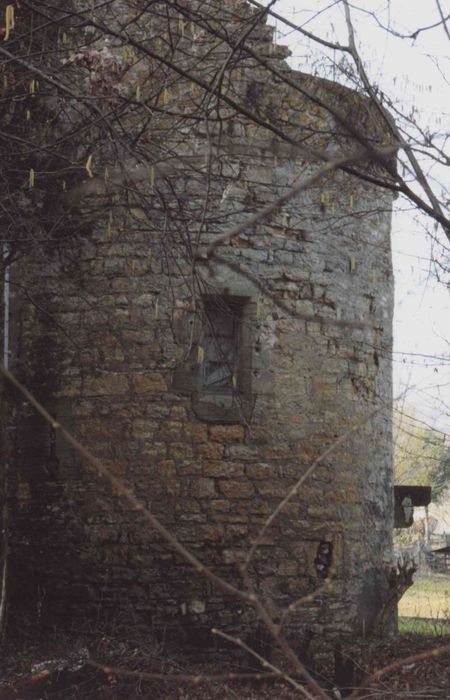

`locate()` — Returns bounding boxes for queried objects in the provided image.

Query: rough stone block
[256,480,290,497]
[226,444,259,461]
[84,373,129,396]
[132,419,158,438]
[169,443,194,460]
[132,372,168,394]
[218,480,255,498]
[185,423,209,443]
[208,424,245,443]
[194,478,217,498]
[196,442,225,460]
[245,463,273,479]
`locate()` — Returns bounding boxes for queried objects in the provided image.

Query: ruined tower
[2,0,395,640]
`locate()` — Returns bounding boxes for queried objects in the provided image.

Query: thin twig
[212,628,316,700]
[87,660,277,683]
[242,403,384,573]
[0,364,330,699]
[203,148,395,258]
[348,643,450,699]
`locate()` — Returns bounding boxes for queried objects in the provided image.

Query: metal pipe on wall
[0,243,10,633]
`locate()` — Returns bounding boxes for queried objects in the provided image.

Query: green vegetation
[399,616,450,636]
[399,574,450,635]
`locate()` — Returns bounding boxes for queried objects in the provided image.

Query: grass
[398,573,450,635]
[399,616,450,635]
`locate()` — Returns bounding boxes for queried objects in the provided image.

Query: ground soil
[1,630,449,699]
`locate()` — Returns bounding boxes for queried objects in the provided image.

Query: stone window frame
[172,293,255,424]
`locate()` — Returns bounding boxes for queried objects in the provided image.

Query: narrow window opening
[202,297,243,394]
[314,541,333,579]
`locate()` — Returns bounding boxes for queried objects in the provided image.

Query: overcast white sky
[262,0,450,432]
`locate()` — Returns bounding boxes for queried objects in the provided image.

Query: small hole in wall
[314,541,333,579]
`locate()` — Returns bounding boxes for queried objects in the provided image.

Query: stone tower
[2,0,394,640]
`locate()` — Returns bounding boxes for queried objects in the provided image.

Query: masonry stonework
[4,0,394,641]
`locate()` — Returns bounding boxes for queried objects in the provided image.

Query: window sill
[192,392,254,424]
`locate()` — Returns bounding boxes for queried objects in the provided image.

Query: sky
[262,0,450,433]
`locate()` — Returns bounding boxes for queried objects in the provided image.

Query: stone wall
[4,0,394,641]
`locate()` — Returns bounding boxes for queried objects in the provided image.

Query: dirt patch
[1,631,450,699]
